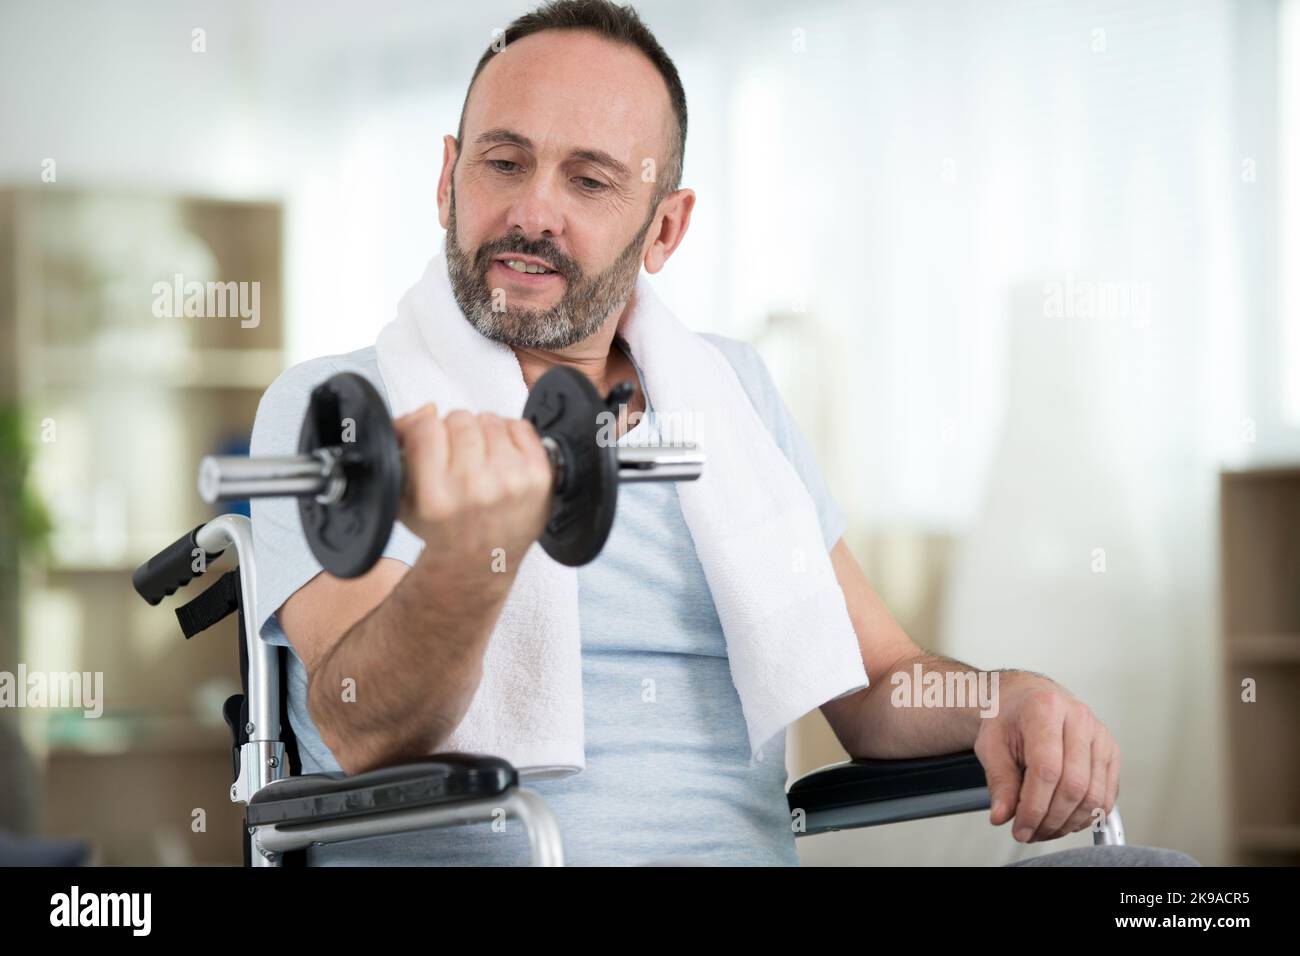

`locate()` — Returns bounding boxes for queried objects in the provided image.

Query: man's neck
[513,334,617,394]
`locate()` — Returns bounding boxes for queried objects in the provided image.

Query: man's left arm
[819,537,1121,844]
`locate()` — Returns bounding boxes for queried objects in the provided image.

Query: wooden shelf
[1237,825,1300,852]
[32,713,232,756]
[1226,633,1300,663]
[34,346,284,390]
[1220,465,1300,481]
[1220,468,1300,863]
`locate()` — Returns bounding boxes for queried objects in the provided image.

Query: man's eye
[488,159,519,173]
[574,176,608,191]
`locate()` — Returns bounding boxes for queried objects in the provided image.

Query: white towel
[374,250,868,780]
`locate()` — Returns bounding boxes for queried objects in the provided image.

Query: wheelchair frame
[133,514,1124,867]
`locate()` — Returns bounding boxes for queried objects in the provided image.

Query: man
[250,0,1195,866]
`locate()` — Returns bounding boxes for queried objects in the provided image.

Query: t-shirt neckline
[613,336,651,443]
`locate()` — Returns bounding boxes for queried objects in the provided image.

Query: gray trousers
[1006,845,1200,866]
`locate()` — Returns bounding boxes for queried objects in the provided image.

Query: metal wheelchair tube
[194,516,287,819]
[1093,807,1126,846]
[251,786,564,866]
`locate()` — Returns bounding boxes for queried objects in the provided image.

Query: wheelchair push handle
[132,523,227,606]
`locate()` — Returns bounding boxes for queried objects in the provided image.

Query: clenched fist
[392,404,555,577]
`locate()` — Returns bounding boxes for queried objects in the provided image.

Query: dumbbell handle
[198,439,703,505]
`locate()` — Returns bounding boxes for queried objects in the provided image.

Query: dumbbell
[197,366,704,577]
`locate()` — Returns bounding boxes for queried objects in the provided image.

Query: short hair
[456,0,687,209]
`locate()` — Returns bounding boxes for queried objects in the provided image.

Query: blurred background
[0,0,1297,866]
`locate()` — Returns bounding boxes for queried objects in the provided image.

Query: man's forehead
[463,30,671,168]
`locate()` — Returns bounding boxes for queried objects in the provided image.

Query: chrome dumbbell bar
[198,439,704,506]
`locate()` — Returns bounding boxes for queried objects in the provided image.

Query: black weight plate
[297,372,401,578]
[523,366,619,566]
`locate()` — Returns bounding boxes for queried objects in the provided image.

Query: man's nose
[504,170,564,241]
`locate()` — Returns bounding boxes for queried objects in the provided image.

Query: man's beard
[444,185,655,350]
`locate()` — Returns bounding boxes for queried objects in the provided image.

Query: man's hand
[393,404,554,576]
[974,675,1121,843]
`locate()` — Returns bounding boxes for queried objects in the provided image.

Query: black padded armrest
[246,753,517,828]
[787,750,990,835]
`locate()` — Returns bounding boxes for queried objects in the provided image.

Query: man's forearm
[307,548,515,773]
[847,652,1026,759]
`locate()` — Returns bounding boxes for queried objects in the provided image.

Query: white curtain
[708,0,1281,865]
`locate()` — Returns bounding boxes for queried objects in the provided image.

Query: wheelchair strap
[175,569,241,639]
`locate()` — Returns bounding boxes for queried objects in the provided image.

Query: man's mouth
[497,256,556,275]
[489,255,565,287]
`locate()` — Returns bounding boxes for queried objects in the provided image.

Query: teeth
[504,259,552,274]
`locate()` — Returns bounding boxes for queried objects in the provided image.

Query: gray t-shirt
[249,333,848,866]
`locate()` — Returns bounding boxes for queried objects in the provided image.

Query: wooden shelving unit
[0,187,283,864]
[1220,466,1300,866]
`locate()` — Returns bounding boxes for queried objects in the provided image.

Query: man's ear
[643,188,696,274]
[437,134,459,230]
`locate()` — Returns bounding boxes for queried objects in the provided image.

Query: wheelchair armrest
[787,750,990,836]
[246,753,517,828]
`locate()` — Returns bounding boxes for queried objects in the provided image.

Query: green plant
[0,403,53,568]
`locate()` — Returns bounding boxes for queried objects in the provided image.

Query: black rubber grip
[132,524,226,606]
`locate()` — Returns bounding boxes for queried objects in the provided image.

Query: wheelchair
[133,513,1126,866]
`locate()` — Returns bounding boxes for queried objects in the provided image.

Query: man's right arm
[274,403,554,776]
[279,549,519,776]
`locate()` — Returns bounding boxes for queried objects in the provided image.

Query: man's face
[442,29,674,350]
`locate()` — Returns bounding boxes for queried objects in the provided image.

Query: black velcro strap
[175,569,241,639]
